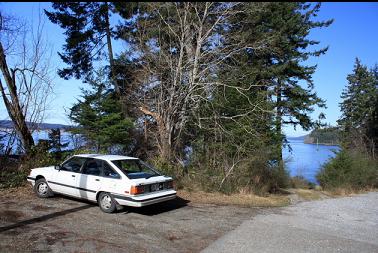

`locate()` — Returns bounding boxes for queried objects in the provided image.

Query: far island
[304,126,340,146]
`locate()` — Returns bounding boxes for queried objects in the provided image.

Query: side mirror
[54,165,61,171]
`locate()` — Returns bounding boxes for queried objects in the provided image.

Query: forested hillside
[304,127,340,145]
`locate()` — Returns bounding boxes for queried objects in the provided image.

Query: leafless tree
[0,10,54,153]
[129,2,272,162]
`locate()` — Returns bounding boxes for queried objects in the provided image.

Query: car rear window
[111,159,160,179]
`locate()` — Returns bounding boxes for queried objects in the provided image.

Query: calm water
[283,138,340,184]
[0,130,81,153]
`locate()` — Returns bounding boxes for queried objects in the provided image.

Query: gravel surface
[0,186,261,253]
[202,192,378,253]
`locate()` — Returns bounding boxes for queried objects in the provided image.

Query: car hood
[32,166,55,172]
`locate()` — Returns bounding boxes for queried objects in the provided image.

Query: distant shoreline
[287,137,340,147]
[0,120,73,131]
[304,142,340,147]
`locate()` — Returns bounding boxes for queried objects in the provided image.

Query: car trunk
[131,176,173,193]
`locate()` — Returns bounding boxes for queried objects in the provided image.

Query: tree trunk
[139,106,174,162]
[104,2,120,96]
[275,79,283,162]
[0,42,34,153]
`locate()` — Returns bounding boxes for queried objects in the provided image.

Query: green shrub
[0,148,97,189]
[317,149,378,190]
[149,156,180,178]
[0,170,29,189]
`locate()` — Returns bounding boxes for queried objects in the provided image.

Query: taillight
[130,185,145,195]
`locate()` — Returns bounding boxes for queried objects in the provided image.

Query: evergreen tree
[48,128,69,152]
[338,59,378,157]
[45,2,136,94]
[69,69,134,153]
[203,2,332,161]
[264,3,331,159]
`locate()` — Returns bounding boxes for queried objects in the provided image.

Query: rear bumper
[112,190,177,207]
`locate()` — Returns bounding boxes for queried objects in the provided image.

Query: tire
[34,178,54,198]
[98,192,117,213]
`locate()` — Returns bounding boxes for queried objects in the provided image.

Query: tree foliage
[338,58,378,158]
[44,2,137,95]
[45,2,112,80]
[69,69,134,153]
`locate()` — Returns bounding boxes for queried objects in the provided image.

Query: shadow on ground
[0,204,93,233]
[122,196,190,216]
[0,195,190,233]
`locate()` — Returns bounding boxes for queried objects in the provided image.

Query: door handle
[95,179,100,181]
[71,175,75,177]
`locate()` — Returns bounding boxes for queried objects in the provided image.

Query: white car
[27,154,176,213]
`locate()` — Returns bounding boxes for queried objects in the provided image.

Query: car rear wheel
[98,192,117,213]
[34,178,54,198]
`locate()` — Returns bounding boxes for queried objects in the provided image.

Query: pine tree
[216,2,332,162]
[45,2,136,95]
[69,69,134,153]
[48,128,68,152]
[338,59,378,157]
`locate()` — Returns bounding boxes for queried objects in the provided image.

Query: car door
[100,161,122,194]
[76,159,103,201]
[50,157,86,197]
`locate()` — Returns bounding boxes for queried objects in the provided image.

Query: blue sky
[1,2,378,137]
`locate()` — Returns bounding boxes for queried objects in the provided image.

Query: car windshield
[111,159,160,179]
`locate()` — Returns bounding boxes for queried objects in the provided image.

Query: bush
[0,170,29,189]
[179,157,290,195]
[0,148,95,189]
[290,176,315,189]
[0,155,27,189]
[317,149,378,190]
[149,156,181,178]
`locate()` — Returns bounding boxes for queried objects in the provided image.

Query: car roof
[73,154,139,161]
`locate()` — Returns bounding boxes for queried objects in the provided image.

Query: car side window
[61,157,86,172]
[82,159,102,176]
[102,162,120,179]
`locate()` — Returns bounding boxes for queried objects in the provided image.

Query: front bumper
[27,176,35,186]
[112,190,177,207]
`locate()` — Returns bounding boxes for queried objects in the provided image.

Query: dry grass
[1,185,290,207]
[322,187,377,197]
[177,190,290,207]
[291,189,322,201]
[3,184,375,208]
[0,185,32,198]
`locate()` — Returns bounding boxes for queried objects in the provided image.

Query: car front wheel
[34,178,54,198]
[98,192,117,213]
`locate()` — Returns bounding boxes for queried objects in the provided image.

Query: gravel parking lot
[0,186,260,253]
[203,192,378,253]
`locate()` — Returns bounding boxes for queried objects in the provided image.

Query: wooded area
[1,2,376,192]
